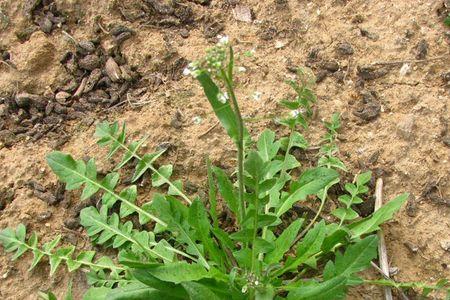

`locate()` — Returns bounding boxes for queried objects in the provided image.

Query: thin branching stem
[50,157,167,227]
[4,236,125,272]
[251,183,260,276]
[105,132,193,205]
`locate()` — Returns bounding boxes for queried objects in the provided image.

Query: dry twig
[375,178,394,300]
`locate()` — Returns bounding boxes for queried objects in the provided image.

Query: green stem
[106,132,193,205]
[10,238,125,272]
[87,213,177,261]
[338,192,356,228]
[363,279,450,292]
[50,158,167,227]
[293,197,326,245]
[251,183,260,276]
[221,69,246,226]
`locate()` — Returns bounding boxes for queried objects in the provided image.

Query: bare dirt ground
[0,0,449,299]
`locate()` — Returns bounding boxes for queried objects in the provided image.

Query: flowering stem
[221,68,246,226]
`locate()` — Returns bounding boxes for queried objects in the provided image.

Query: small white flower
[218,35,229,45]
[217,92,229,104]
[291,109,300,117]
[183,62,201,78]
[241,285,248,293]
[254,280,259,286]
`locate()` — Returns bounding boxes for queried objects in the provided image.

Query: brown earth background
[0,0,449,299]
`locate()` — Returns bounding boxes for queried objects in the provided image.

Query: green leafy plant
[1,40,449,299]
[445,14,450,27]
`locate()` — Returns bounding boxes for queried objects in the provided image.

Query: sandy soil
[0,0,449,299]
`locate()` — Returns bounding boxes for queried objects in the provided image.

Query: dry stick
[375,178,393,300]
[370,262,410,300]
[197,121,220,138]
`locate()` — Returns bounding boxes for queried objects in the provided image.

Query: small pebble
[440,240,450,252]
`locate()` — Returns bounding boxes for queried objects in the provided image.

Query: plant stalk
[251,183,260,276]
[221,69,246,226]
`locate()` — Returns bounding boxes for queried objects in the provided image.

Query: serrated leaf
[349,193,408,238]
[49,246,75,275]
[168,179,184,196]
[152,165,173,187]
[287,276,347,300]
[257,129,280,162]
[244,151,265,182]
[81,159,99,200]
[107,283,165,300]
[277,168,339,216]
[181,282,221,300]
[334,235,378,277]
[331,207,359,221]
[150,195,209,268]
[67,251,96,272]
[131,151,165,182]
[356,171,371,186]
[318,156,347,171]
[119,186,137,218]
[265,218,304,264]
[277,221,326,275]
[290,131,308,149]
[43,236,61,253]
[116,138,147,170]
[50,154,164,226]
[132,269,188,299]
[101,172,120,207]
[94,121,126,158]
[83,287,110,300]
[189,199,225,270]
[212,167,239,220]
[47,152,87,190]
[80,206,170,261]
[143,262,211,284]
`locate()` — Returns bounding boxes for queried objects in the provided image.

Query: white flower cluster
[183,61,201,78]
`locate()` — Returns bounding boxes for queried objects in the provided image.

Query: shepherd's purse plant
[1,39,449,300]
